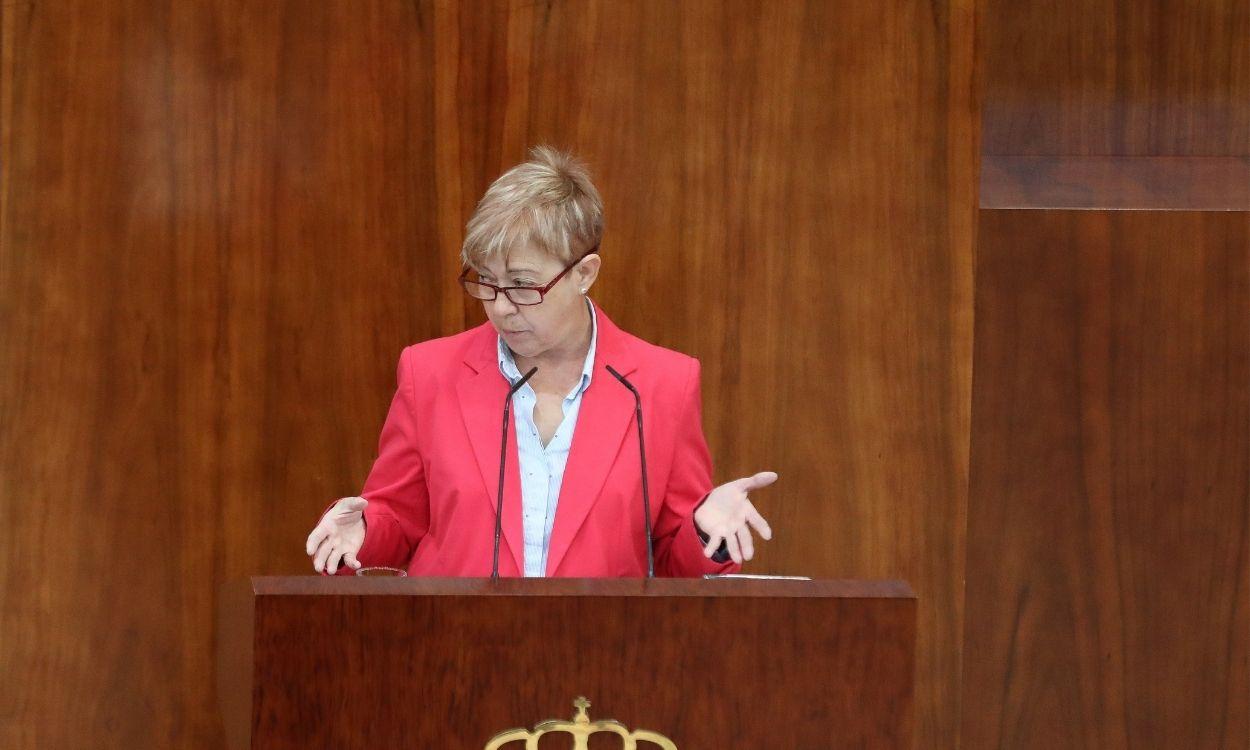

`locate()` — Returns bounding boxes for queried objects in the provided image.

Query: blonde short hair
[460,145,604,267]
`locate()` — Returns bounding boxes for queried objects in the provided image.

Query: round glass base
[354,566,407,577]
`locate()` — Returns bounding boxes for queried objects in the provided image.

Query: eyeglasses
[458,246,598,306]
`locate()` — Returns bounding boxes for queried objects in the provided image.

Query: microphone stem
[606,365,655,579]
[634,402,655,578]
[492,366,537,580]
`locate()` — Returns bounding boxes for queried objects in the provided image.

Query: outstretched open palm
[693,471,777,564]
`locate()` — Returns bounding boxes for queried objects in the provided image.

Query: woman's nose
[489,293,518,316]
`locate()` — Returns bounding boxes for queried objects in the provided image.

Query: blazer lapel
[545,308,639,575]
[456,326,525,576]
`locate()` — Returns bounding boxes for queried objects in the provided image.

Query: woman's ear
[576,252,601,293]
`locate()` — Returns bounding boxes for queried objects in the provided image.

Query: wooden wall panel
[1,1,976,747]
[962,209,1250,749]
[981,0,1250,156]
[981,155,1250,211]
[0,1,448,746]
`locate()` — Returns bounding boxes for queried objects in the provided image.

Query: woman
[305,146,776,577]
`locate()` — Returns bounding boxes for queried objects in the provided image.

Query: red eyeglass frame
[458,245,599,306]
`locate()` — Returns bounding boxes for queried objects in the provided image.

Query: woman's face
[475,242,600,359]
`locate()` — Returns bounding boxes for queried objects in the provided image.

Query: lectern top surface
[246,576,914,599]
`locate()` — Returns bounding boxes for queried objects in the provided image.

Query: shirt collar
[497,297,598,396]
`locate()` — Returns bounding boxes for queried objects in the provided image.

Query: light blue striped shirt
[497,298,598,577]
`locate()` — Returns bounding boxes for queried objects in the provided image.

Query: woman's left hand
[693,471,777,563]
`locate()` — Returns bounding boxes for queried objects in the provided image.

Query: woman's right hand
[305,496,368,574]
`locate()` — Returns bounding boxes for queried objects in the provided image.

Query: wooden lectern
[218,577,915,749]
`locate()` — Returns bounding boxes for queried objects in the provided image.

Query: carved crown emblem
[485,696,677,749]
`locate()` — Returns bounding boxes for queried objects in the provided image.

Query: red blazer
[333,305,739,578]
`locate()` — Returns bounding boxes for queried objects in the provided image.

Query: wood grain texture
[981,0,1250,156]
[0,2,448,746]
[962,208,1250,749]
[0,1,976,747]
[981,156,1250,210]
[223,577,916,749]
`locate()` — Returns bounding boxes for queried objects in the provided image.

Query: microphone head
[509,366,538,395]
[604,364,641,398]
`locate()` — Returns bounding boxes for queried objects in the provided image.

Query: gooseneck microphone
[492,366,538,579]
[605,365,655,578]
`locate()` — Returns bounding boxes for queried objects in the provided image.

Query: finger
[312,537,334,573]
[326,546,343,575]
[305,525,329,556]
[703,532,725,558]
[739,471,778,492]
[312,537,332,572]
[736,525,755,561]
[343,549,361,570]
[724,530,743,565]
[746,505,773,540]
